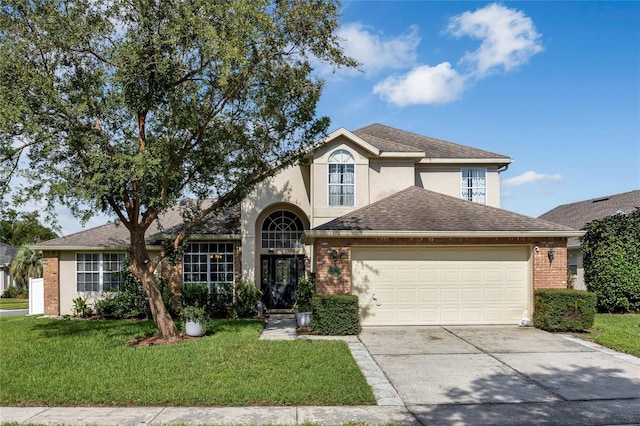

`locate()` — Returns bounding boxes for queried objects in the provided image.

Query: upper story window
[76,252,125,292]
[328,149,355,207]
[261,210,304,250]
[461,168,486,204]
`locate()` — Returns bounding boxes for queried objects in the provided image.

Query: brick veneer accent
[43,251,60,316]
[314,237,568,296]
[532,239,568,289]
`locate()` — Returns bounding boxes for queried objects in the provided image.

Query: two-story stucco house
[35,124,580,325]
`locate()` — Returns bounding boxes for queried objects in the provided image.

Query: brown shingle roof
[538,190,640,246]
[314,186,575,233]
[354,123,510,159]
[34,203,240,249]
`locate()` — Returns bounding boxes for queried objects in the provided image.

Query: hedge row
[311,294,360,335]
[533,289,596,332]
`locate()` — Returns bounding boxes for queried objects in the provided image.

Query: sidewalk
[1,315,414,425]
[0,406,416,425]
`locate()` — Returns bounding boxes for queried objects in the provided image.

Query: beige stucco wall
[311,137,371,228]
[416,165,502,208]
[241,164,312,283]
[369,160,416,203]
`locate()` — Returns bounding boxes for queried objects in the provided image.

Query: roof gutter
[302,229,585,244]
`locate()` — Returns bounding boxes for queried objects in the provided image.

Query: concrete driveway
[359,326,640,425]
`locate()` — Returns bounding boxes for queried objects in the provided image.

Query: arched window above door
[261,210,305,249]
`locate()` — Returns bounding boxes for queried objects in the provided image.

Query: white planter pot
[185,320,205,337]
[295,311,311,327]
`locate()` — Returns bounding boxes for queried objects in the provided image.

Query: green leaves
[581,209,640,313]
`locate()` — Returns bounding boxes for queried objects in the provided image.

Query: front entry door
[261,255,304,309]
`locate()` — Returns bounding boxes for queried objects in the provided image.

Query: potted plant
[182,305,207,337]
[293,276,315,327]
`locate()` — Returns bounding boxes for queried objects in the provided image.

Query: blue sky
[16,1,640,236]
[316,1,640,217]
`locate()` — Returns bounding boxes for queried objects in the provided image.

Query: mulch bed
[127,335,196,346]
[296,326,314,335]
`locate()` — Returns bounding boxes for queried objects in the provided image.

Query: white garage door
[352,246,530,326]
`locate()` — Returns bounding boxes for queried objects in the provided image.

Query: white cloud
[446,3,543,78]
[503,171,563,187]
[334,22,420,75]
[369,3,542,106]
[373,62,466,106]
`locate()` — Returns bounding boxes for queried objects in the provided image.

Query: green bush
[311,294,360,335]
[581,208,640,313]
[533,289,597,331]
[182,282,234,318]
[1,285,28,299]
[231,281,262,318]
[94,258,150,319]
[294,275,315,312]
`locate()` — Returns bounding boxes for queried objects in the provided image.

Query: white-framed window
[76,252,126,292]
[261,210,305,250]
[461,168,487,204]
[182,242,235,291]
[328,149,355,207]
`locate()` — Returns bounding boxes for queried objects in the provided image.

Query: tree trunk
[161,259,183,313]
[130,235,180,338]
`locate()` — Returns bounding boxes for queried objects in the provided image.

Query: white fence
[29,277,44,315]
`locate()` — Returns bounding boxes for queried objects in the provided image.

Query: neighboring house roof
[0,242,19,267]
[538,190,640,247]
[306,186,580,239]
[353,123,511,162]
[33,204,240,250]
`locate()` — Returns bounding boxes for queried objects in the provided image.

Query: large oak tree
[0,0,355,337]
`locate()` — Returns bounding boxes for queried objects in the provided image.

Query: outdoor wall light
[331,250,338,262]
[547,248,555,263]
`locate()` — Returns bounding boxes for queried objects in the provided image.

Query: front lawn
[0,316,375,406]
[586,313,640,357]
[0,298,28,310]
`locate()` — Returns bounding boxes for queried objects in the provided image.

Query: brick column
[532,238,568,289]
[315,240,352,295]
[43,251,60,316]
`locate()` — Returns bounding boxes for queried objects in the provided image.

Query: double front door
[261,255,304,309]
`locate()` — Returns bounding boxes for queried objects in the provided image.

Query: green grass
[0,316,375,407]
[0,298,28,310]
[586,313,640,357]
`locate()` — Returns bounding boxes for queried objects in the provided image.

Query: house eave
[302,230,584,243]
[418,158,513,165]
[151,233,241,241]
[31,244,133,251]
[305,127,381,157]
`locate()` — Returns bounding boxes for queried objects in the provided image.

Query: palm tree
[9,246,43,290]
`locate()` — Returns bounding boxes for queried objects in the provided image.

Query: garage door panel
[440,288,461,302]
[462,288,482,302]
[419,288,438,302]
[352,247,530,326]
[397,288,417,302]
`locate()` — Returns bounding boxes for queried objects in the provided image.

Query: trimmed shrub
[231,281,262,318]
[311,294,360,335]
[533,289,597,332]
